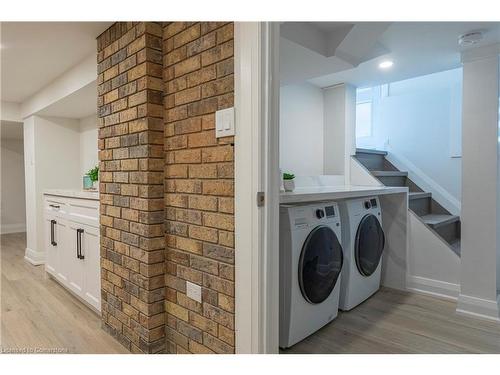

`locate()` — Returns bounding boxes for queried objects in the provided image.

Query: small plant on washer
[283,172,296,192]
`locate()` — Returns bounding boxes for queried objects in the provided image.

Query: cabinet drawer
[67,198,99,228]
[44,196,68,217]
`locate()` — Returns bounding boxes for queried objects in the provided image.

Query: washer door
[355,214,385,277]
[298,225,343,304]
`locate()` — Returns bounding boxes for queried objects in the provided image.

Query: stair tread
[409,191,432,200]
[372,170,408,177]
[421,214,460,227]
[355,148,388,156]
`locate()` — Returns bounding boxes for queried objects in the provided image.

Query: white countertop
[44,189,99,200]
[280,185,407,204]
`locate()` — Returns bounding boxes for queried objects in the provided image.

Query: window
[356,101,372,138]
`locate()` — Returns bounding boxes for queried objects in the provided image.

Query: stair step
[421,214,460,228]
[355,148,388,156]
[409,192,432,200]
[372,170,408,177]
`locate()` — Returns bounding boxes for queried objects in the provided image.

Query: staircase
[355,148,461,256]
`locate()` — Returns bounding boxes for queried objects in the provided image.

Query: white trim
[24,247,45,266]
[456,293,500,322]
[385,147,461,216]
[406,275,460,301]
[1,223,26,234]
[234,22,280,354]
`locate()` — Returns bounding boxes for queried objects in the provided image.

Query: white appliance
[280,202,344,348]
[338,196,385,311]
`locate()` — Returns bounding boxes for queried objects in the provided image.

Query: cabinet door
[55,219,72,286]
[66,222,86,299]
[44,212,58,276]
[80,224,101,311]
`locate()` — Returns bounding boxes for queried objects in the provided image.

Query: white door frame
[234,22,280,354]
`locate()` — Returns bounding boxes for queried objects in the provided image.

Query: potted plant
[86,165,99,190]
[283,172,295,192]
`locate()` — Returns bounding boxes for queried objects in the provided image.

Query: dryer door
[298,225,343,304]
[355,214,385,277]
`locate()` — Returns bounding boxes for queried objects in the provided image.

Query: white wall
[279,83,324,176]
[1,135,26,234]
[79,115,98,176]
[1,101,22,122]
[24,115,82,264]
[357,68,463,202]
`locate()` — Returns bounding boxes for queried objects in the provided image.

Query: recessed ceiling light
[378,60,394,69]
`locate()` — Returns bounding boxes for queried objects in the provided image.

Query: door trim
[234,22,280,354]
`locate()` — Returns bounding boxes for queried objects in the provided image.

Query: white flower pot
[283,179,295,192]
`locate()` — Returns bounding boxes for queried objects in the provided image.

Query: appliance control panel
[363,197,380,210]
[289,203,339,229]
[324,205,336,217]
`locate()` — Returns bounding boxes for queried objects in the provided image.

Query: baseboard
[406,275,460,301]
[456,293,500,322]
[24,247,45,266]
[1,223,26,234]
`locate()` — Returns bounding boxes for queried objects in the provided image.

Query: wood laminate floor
[282,287,500,354]
[3,233,500,354]
[0,232,127,354]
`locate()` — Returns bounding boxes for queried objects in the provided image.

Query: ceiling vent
[458,31,484,46]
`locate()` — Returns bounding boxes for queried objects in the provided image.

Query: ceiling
[1,120,23,140]
[280,22,500,88]
[1,22,112,103]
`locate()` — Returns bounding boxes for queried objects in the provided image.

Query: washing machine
[338,196,385,311]
[279,202,344,348]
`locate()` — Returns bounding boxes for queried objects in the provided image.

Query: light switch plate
[186,281,202,303]
[215,107,235,138]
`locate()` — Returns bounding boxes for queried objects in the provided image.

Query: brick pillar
[97,22,166,354]
[163,22,236,354]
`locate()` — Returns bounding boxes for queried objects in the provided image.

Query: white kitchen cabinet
[43,191,100,312]
[66,222,86,299]
[80,224,101,311]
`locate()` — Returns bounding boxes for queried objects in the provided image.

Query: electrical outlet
[186,281,202,303]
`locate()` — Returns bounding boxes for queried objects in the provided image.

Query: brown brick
[202,332,233,354]
[98,22,166,354]
[189,225,218,243]
[201,40,233,67]
[189,340,215,354]
[175,236,202,254]
[202,180,234,196]
[188,195,218,212]
[188,311,218,336]
[174,55,201,77]
[188,131,217,148]
[166,301,188,321]
[186,65,216,88]
[174,86,201,106]
[173,24,201,49]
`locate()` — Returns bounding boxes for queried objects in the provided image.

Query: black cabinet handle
[50,220,57,246]
[49,204,60,209]
[77,228,85,260]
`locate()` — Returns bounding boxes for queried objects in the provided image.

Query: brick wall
[163,22,235,354]
[97,22,166,354]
